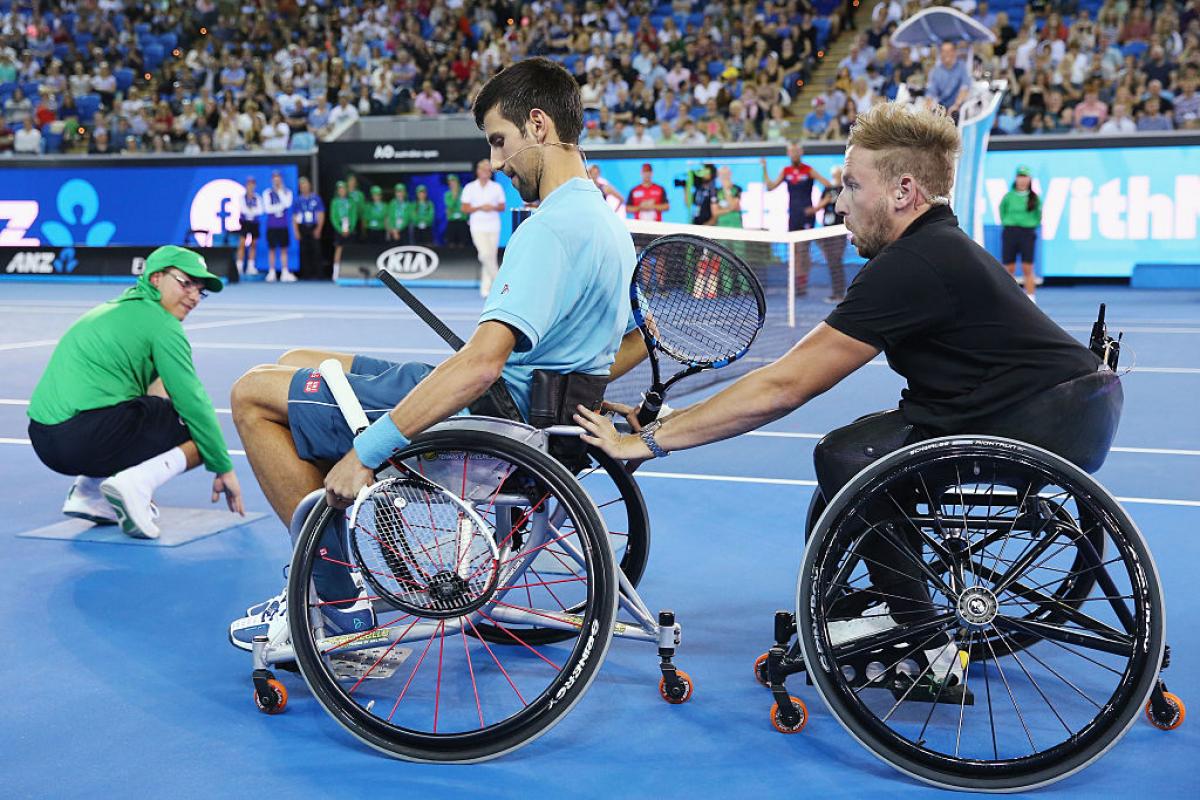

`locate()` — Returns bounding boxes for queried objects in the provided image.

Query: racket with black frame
[631,233,767,426]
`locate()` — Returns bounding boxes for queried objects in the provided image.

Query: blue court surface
[2,282,1198,799]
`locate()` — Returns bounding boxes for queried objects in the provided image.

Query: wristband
[353,413,410,468]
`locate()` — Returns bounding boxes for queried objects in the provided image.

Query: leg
[230,365,325,525]
[276,349,355,371]
[1022,230,1037,297]
[267,246,277,276]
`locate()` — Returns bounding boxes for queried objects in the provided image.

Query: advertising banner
[0,245,237,282]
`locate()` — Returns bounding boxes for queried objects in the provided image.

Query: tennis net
[605,219,866,408]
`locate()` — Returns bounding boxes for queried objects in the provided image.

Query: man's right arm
[609,328,649,381]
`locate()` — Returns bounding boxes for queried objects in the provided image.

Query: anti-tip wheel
[770,696,808,734]
[254,678,289,715]
[754,653,770,687]
[1146,692,1186,731]
[660,669,694,704]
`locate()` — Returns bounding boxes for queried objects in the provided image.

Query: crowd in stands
[801,0,1199,138]
[0,0,1194,157]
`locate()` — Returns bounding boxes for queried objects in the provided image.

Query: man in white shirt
[460,158,507,296]
[13,115,41,154]
[327,92,360,129]
[626,117,655,146]
[1099,103,1137,134]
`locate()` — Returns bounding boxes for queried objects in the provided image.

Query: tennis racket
[319,359,501,619]
[631,234,767,426]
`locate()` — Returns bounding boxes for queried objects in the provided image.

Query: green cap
[335,179,346,188]
[143,245,223,293]
[393,183,407,193]
[370,185,382,195]
[1016,165,1033,177]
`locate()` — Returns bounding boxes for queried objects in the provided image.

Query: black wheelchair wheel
[288,430,619,763]
[469,445,650,645]
[796,437,1165,791]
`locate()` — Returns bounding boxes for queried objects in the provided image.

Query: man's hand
[599,400,643,432]
[212,470,246,515]
[574,404,654,461]
[325,450,375,509]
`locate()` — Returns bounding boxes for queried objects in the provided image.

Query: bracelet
[640,428,670,459]
[353,413,410,468]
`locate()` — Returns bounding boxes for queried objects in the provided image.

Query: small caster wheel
[659,669,694,704]
[754,652,770,687]
[770,696,808,733]
[254,677,288,715]
[1146,691,1186,731]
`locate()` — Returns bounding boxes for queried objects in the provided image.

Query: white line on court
[2,438,1197,507]
[188,342,453,355]
[0,339,60,352]
[183,313,306,331]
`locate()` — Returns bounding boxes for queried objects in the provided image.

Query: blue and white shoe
[321,594,377,636]
[230,584,376,652]
[245,567,364,617]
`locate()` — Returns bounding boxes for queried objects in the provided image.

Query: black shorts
[1001,226,1037,264]
[28,396,193,478]
[240,218,259,237]
[266,226,290,248]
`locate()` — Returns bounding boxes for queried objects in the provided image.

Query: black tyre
[796,437,1165,791]
[288,430,618,762]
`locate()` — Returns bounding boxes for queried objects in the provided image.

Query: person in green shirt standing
[328,180,357,282]
[27,246,245,540]
[411,184,435,245]
[711,165,744,229]
[361,184,389,243]
[443,173,469,248]
[999,165,1043,302]
[386,183,414,243]
[345,173,366,237]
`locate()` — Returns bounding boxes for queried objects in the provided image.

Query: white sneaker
[331,262,340,282]
[280,270,297,283]
[265,270,278,282]
[62,477,117,524]
[245,265,259,276]
[924,640,967,686]
[230,588,290,651]
[828,603,897,646]
[100,472,161,540]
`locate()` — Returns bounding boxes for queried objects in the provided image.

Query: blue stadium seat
[158,31,178,52]
[708,61,724,78]
[143,43,165,71]
[0,81,15,102]
[114,67,134,93]
[814,18,831,48]
[563,54,580,73]
[73,31,92,49]
[21,81,40,100]
[61,12,77,31]
[75,93,101,121]
[53,44,71,61]
[1122,41,1149,59]
[42,125,63,154]
[134,22,152,38]
[289,131,316,150]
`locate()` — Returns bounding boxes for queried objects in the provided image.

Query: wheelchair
[757,424,1185,791]
[246,416,688,762]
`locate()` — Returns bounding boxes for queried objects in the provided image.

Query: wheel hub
[957,586,999,629]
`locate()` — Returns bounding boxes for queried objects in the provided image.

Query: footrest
[16,507,266,547]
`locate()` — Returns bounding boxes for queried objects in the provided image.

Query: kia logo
[376,246,439,280]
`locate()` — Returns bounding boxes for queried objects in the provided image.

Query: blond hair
[847,101,961,200]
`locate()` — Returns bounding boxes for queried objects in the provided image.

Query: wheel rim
[290,435,617,761]
[800,440,1163,789]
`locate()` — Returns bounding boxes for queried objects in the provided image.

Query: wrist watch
[639,422,669,458]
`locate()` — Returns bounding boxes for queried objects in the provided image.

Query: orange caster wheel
[1146,691,1185,730]
[254,677,288,714]
[660,669,694,704]
[754,653,770,687]
[770,696,808,733]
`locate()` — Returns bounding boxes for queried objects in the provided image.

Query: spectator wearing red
[626,163,670,222]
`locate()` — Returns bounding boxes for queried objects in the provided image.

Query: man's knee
[231,365,293,426]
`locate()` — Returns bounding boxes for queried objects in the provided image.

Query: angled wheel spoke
[993,614,1133,657]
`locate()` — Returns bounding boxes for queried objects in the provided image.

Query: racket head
[348,476,500,620]
[630,233,767,368]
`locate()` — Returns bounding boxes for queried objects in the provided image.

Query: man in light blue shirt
[227,57,647,647]
[928,42,972,115]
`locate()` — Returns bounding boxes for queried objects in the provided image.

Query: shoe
[331,262,340,282]
[265,270,278,282]
[230,589,290,651]
[280,270,297,283]
[923,639,967,687]
[245,265,259,276]
[322,592,377,636]
[100,473,161,539]
[828,603,896,645]
[62,477,117,524]
[823,294,844,304]
[1027,293,1037,305]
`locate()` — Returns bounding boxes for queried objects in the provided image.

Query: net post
[787,240,796,328]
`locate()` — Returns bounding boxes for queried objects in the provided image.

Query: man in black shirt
[576,102,1120,680]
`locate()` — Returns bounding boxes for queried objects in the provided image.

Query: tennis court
[2,280,1197,798]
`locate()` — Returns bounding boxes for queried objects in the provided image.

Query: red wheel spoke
[388,619,443,722]
[346,614,424,693]
[477,608,563,670]
[461,627,485,729]
[466,616,527,706]
[501,575,587,591]
[530,566,571,612]
[434,618,446,734]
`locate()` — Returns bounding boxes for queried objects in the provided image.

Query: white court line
[0,339,60,352]
[3,398,1200,457]
[1,437,1197,507]
[183,313,305,331]
[188,342,453,355]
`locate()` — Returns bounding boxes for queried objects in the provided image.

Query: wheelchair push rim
[288,430,620,763]
[796,436,1165,792]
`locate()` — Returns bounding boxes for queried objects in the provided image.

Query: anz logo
[377,245,439,280]
[0,179,117,253]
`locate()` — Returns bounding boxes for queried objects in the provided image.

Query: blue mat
[16,507,266,547]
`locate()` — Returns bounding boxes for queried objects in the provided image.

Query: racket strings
[636,240,763,365]
[352,479,498,616]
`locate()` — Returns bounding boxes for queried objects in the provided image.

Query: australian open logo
[377,245,439,280]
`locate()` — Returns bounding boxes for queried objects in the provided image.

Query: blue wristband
[353,414,411,468]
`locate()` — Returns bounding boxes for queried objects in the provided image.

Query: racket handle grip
[319,359,371,434]
[637,391,664,427]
